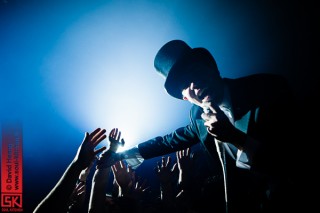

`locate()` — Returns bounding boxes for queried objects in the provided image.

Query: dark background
[0,0,318,212]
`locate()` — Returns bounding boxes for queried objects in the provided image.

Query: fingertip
[95,146,107,155]
[172,163,178,172]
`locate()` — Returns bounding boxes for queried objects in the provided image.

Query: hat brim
[164,48,217,99]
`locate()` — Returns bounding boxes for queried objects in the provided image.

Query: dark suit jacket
[138,73,295,176]
[137,73,298,212]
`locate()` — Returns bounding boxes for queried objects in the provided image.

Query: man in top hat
[99,40,300,212]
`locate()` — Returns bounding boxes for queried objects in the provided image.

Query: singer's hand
[182,83,203,106]
[201,101,231,138]
[201,102,245,149]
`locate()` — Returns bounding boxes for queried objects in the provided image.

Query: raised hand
[155,156,178,186]
[111,160,135,194]
[68,181,86,210]
[112,160,149,198]
[109,128,125,152]
[96,128,125,169]
[176,148,195,189]
[74,128,107,168]
[176,148,194,171]
[132,178,149,197]
[33,128,107,213]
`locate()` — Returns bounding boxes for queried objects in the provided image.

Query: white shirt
[219,85,262,170]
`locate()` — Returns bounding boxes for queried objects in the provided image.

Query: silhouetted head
[154,40,221,100]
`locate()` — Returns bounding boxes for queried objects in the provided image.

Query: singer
[99,40,301,212]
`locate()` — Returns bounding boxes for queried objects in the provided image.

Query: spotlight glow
[42,1,191,150]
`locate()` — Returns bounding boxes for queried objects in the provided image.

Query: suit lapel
[235,110,251,134]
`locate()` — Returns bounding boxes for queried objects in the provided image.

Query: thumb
[121,138,125,146]
[94,146,107,155]
[82,132,89,143]
[171,163,178,173]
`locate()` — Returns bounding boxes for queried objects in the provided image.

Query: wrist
[78,179,86,184]
[96,151,121,169]
[118,183,136,197]
[160,182,173,190]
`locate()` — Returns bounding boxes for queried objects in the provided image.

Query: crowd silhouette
[33,127,306,213]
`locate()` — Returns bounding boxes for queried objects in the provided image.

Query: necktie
[218,105,237,212]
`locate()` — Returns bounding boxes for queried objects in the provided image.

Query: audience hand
[112,160,149,198]
[96,128,125,169]
[68,181,86,209]
[108,128,125,152]
[111,160,135,194]
[155,156,178,186]
[176,148,195,190]
[79,159,95,182]
[74,128,107,168]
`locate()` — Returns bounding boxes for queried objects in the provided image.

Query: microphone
[202,103,228,209]
[203,106,210,114]
[201,101,211,114]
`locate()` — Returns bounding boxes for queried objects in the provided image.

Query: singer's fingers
[189,83,197,99]
[202,101,221,114]
[201,112,218,122]
[206,125,217,137]
[201,112,209,120]
[182,84,202,106]
[204,117,216,127]
[209,102,224,114]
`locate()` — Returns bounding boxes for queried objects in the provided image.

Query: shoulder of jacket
[190,104,203,119]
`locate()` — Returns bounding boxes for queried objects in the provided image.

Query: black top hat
[154,40,219,99]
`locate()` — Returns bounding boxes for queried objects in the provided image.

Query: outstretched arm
[88,128,124,213]
[67,160,95,212]
[155,156,178,204]
[33,128,107,213]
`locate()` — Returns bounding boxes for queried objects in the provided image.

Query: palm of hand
[112,161,135,190]
[157,167,174,184]
[109,128,125,152]
[96,128,125,169]
[155,156,176,184]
